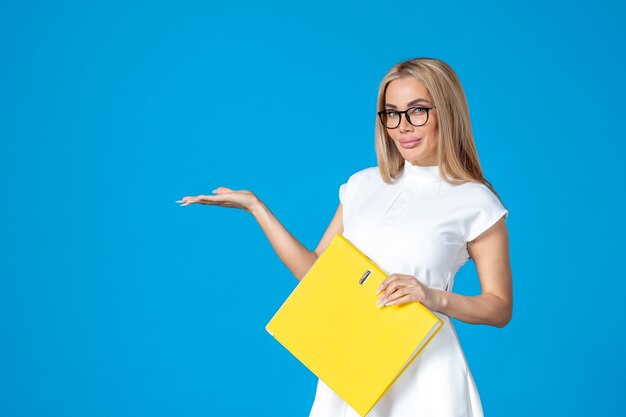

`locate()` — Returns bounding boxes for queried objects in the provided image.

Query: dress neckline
[403,159,442,182]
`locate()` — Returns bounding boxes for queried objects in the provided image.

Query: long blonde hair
[374,57,503,202]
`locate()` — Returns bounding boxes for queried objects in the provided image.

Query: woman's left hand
[375,273,443,311]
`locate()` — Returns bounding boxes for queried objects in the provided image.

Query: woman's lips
[399,138,422,148]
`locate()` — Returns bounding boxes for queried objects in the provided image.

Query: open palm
[176,186,258,212]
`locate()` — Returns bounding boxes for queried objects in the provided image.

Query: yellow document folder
[265,233,444,417]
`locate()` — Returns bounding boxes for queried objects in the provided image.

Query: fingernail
[212,189,218,193]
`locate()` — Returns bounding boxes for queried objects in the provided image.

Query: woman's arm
[250,199,344,281]
[376,215,512,328]
[435,215,513,327]
[178,187,344,281]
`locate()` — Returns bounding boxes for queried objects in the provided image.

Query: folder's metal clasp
[359,269,371,285]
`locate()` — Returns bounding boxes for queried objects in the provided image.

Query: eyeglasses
[377,106,437,129]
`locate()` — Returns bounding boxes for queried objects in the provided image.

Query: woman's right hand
[176,186,260,213]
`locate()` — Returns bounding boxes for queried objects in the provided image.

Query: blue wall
[1,1,624,415]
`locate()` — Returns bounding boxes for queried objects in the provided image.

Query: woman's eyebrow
[385,98,432,108]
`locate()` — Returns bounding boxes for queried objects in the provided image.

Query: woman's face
[383,77,439,166]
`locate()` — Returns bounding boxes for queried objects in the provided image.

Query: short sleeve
[336,167,375,209]
[465,187,509,243]
[339,182,347,205]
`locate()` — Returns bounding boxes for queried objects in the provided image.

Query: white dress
[308,159,509,417]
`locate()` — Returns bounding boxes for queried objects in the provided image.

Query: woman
[177,57,512,417]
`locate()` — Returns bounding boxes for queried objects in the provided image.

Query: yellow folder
[266,233,444,417]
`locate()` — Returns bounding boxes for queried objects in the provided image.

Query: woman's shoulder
[445,178,498,197]
[444,179,507,215]
[346,166,381,183]
[338,166,385,207]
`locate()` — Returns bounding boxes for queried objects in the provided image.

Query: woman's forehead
[385,77,433,104]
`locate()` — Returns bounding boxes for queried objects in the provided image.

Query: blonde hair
[374,57,503,202]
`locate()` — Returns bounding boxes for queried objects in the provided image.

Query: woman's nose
[399,114,413,132]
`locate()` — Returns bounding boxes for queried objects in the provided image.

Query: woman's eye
[386,111,398,117]
[410,107,425,114]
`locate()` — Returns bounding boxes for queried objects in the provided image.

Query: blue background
[2,1,625,416]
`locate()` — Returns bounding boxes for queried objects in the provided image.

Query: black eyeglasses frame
[377,106,437,129]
